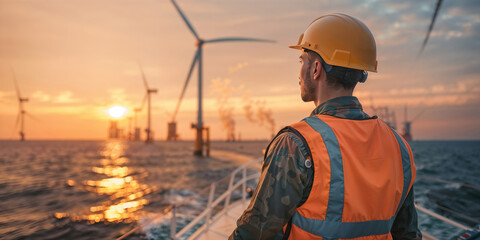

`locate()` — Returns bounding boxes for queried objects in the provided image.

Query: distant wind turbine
[170,0,275,156]
[12,69,29,141]
[139,66,157,143]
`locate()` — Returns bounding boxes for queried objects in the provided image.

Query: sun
[108,106,128,119]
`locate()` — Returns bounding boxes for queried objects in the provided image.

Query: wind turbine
[170,0,275,156]
[139,66,157,144]
[12,69,29,141]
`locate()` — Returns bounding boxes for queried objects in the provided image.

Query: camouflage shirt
[229,96,421,240]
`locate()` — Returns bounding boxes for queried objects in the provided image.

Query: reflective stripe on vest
[289,115,414,239]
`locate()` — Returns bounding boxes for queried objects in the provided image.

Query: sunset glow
[108,106,127,119]
[0,1,479,140]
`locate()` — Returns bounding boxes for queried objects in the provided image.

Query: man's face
[299,52,316,102]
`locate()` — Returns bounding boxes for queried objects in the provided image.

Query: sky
[0,0,479,140]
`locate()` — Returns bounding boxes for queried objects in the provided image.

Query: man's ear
[313,60,322,80]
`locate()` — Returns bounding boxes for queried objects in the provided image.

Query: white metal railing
[414,175,480,240]
[415,204,473,240]
[173,157,262,239]
[115,156,262,240]
[416,204,470,230]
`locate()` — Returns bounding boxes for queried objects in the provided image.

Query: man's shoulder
[270,130,302,147]
[271,127,305,146]
[267,129,309,159]
[288,115,318,128]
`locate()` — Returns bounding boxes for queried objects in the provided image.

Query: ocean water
[0,140,479,240]
[411,141,480,239]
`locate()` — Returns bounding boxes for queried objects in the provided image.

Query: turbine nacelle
[195,39,204,47]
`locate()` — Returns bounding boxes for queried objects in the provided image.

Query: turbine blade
[418,0,443,57]
[139,65,149,90]
[14,110,21,131]
[172,49,199,121]
[204,37,276,44]
[170,0,200,40]
[11,68,21,100]
[140,93,148,111]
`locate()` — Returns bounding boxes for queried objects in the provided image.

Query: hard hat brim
[289,44,378,72]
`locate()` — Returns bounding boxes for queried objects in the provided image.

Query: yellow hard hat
[290,13,377,72]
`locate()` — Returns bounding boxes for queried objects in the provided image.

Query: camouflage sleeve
[229,131,311,240]
[391,186,422,240]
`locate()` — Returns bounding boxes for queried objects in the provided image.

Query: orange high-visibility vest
[285,115,415,239]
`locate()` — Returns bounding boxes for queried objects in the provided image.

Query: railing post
[242,168,247,203]
[224,172,235,209]
[206,183,216,230]
[170,205,177,240]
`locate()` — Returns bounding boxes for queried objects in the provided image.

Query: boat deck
[189,200,249,240]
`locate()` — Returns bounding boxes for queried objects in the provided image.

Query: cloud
[362,93,479,107]
[31,91,51,102]
[228,62,248,74]
[53,91,81,104]
[7,90,85,104]
[357,78,480,107]
[384,2,412,11]
[0,91,15,104]
[108,88,129,103]
[369,0,480,51]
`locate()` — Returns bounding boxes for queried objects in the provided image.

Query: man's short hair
[304,49,363,90]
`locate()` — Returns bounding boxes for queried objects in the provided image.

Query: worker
[229,13,421,240]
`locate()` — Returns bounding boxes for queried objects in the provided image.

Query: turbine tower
[170,0,274,156]
[139,66,157,144]
[12,69,29,141]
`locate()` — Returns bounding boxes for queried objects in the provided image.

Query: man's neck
[314,87,354,107]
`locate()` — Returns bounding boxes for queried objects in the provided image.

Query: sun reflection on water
[92,166,129,177]
[56,141,155,224]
